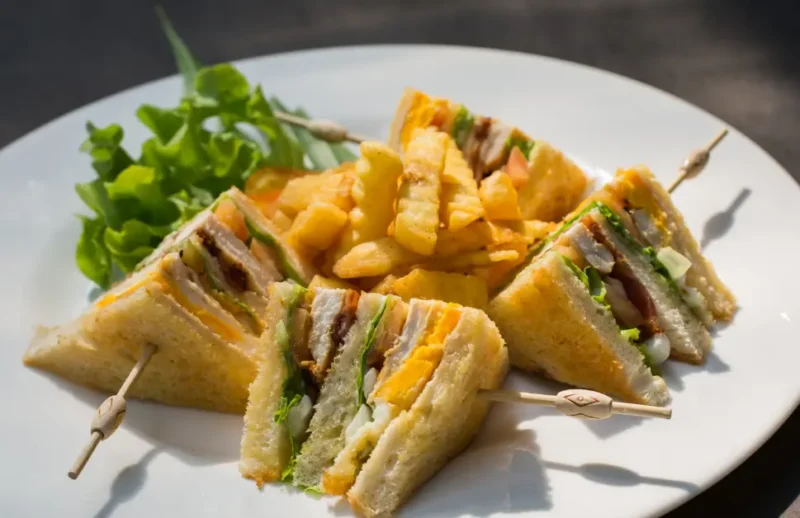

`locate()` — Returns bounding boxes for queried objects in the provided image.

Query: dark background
[3,0,798,516]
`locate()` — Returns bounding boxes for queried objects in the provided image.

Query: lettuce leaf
[505,135,535,159]
[357,299,389,406]
[560,255,609,310]
[451,106,475,149]
[73,9,353,288]
[272,284,308,481]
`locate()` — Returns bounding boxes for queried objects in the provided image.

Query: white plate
[2,45,798,518]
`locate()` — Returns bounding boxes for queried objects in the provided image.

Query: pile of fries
[243,128,572,308]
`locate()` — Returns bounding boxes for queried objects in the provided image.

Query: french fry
[311,171,356,212]
[369,275,398,295]
[419,249,519,272]
[245,167,306,196]
[523,219,559,243]
[392,269,489,309]
[394,128,447,255]
[479,170,522,221]
[270,209,294,233]
[333,237,421,279]
[332,142,404,262]
[434,221,493,257]
[439,138,484,231]
[308,275,358,292]
[474,240,529,292]
[277,174,330,216]
[288,201,349,250]
[517,140,589,221]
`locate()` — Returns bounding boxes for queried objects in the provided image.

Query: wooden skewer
[274,111,369,144]
[68,343,157,480]
[479,388,672,420]
[668,128,729,193]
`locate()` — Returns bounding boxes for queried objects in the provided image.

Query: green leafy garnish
[155,6,199,95]
[272,284,308,481]
[505,135,535,159]
[560,255,609,309]
[241,214,305,286]
[451,106,475,148]
[74,9,351,288]
[621,328,640,342]
[357,299,389,406]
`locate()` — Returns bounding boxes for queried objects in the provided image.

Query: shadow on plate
[396,407,552,517]
[40,372,241,466]
[542,460,698,493]
[93,447,160,518]
[700,187,752,251]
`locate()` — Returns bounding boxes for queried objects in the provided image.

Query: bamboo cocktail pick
[68,343,157,480]
[274,111,369,144]
[668,128,729,193]
[479,388,672,420]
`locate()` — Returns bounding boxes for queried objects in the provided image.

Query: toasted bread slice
[24,256,258,413]
[488,249,670,406]
[347,307,509,517]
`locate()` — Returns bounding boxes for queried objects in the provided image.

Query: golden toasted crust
[24,283,257,413]
[239,282,298,486]
[346,308,509,517]
[488,252,669,405]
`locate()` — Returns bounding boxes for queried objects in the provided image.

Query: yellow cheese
[614,169,670,241]
[94,270,241,343]
[399,92,450,150]
[375,304,461,410]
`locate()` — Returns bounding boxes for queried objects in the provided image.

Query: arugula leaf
[80,123,135,182]
[357,299,389,406]
[76,216,112,288]
[560,255,609,311]
[136,105,185,143]
[155,5,199,95]
[505,135,535,159]
[451,106,475,149]
[72,8,355,288]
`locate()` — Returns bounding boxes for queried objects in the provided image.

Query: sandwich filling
[321,302,460,495]
[277,287,362,483]
[607,172,713,325]
[554,211,679,370]
[396,91,534,181]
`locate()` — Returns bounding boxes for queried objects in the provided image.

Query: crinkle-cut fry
[370,275,399,295]
[391,269,489,309]
[523,219,559,243]
[308,275,358,292]
[440,138,484,231]
[333,237,421,279]
[394,128,447,255]
[276,173,330,216]
[288,201,349,250]
[417,249,519,272]
[269,209,293,233]
[474,239,529,292]
[479,170,522,221]
[332,142,404,262]
[434,221,493,257]
[276,169,354,217]
[486,221,532,248]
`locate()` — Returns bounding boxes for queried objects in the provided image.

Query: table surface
[3,0,798,516]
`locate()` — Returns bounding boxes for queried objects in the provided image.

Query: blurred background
[2,0,798,516]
